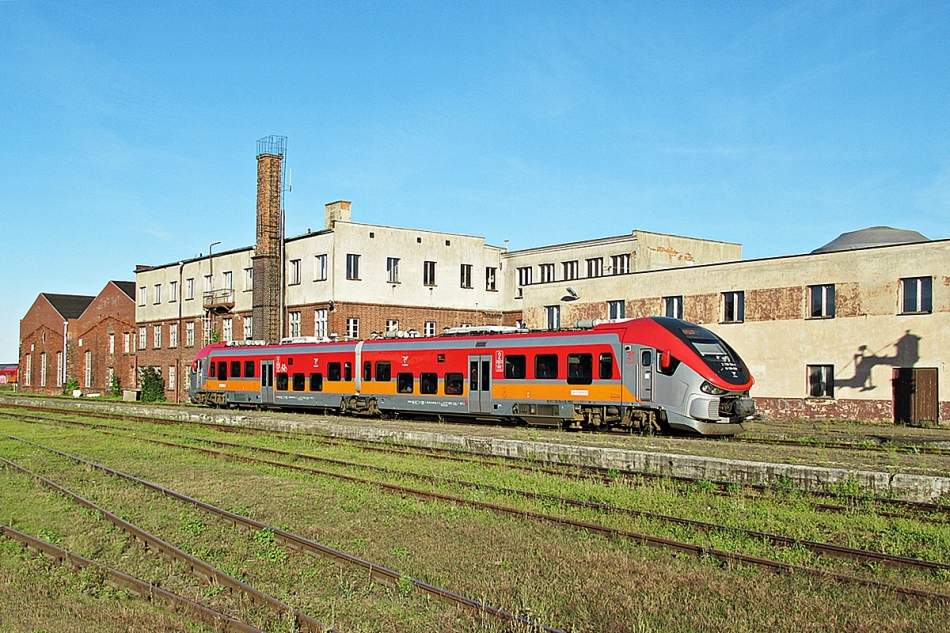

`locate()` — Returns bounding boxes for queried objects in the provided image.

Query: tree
[139,366,166,403]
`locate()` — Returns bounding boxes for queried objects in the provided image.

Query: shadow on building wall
[837,330,921,392]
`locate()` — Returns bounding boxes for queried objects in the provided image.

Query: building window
[722,291,745,323]
[123,332,130,354]
[586,258,603,278]
[138,286,146,307]
[314,309,328,339]
[808,284,835,318]
[223,270,233,290]
[243,316,253,340]
[387,257,400,283]
[153,284,162,304]
[107,367,114,390]
[56,352,63,387]
[40,353,47,387]
[186,278,195,300]
[153,325,162,349]
[288,312,300,338]
[807,365,834,398]
[139,327,147,350]
[289,259,301,285]
[168,324,178,348]
[24,354,31,387]
[608,300,625,320]
[169,280,178,302]
[664,296,683,319]
[109,333,115,355]
[424,261,437,286]
[611,254,630,275]
[168,365,176,392]
[222,318,233,342]
[517,266,533,287]
[546,305,561,330]
[245,267,253,291]
[562,260,579,281]
[385,319,398,333]
[186,322,195,347]
[424,321,436,337]
[539,263,555,283]
[901,277,932,314]
[84,350,92,388]
[346,254,360,280]
[346,317,360,340]
[460,264,472,288]
[314,254,327,281]
[486,267,497,291]
[204,274,212,293]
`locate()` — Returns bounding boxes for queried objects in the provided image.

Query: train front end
[646,318,755,435]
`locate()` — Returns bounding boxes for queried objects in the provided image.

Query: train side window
[344,362,353,381]
[397,372,414,393]
[445,372,464,395]
[641,350,653,367]
[327,362,341,381]
[535,354,558,379]
[209,361,216,378]
[292,373,306,391]
[658,353,680,376]
[218,361,228,380]
[363,361,372,381]
[276,373,289,391]
[505,355,526,379]
[376,361,391,382]
[230,361,241,378]
[245,360,256,378]
[567,353,592,384]
[599,353,614,380]
[420,372,438,394]
[309,372,323,391]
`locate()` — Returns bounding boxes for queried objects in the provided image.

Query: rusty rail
[0,525,266,633]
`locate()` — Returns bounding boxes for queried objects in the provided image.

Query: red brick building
[19,281,135,395]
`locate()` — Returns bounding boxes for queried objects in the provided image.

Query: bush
[63,378,79,395]
[139,366,166,403]
[109,373,122,398]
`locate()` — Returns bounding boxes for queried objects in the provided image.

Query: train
[189,317,755,435]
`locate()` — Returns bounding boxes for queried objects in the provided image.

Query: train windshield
[654,318,750,386]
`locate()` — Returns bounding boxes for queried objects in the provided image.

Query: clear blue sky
[2,1,948,362]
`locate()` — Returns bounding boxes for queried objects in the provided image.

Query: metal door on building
[468,355,492,414]
[261,360,274,404]
[892,367,938,425]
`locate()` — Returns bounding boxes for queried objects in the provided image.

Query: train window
[344,362,352,381]
[245,361,256,378]
[230,361,241,378]
[363,361,372,381]
[420,372,438,394]
[292,373,306,391]
[309,373,323,391]
[505,355,526,379]
[599,353,614,380]
[445,373,464,395]
[218,361,228,380]
[209,361,216,377]
[535,354,558,379]
[567,354,593,385]
[376,361,391,382]
[397,373,414,393]
[276,373,289,391]
[328,362,341,381]
[641,350,653,367]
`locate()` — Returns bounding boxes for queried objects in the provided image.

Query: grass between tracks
[0,413,947,632]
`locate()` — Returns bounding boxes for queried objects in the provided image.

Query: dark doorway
[892,367,938,425]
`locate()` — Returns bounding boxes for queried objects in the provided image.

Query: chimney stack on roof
[325,200,352,229]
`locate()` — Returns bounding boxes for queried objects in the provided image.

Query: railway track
[6,421,950,605]
[723,434,950,457]
[4,401,948,523]
[0,433,565,633]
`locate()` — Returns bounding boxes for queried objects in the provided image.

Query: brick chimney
[251,136,286,344]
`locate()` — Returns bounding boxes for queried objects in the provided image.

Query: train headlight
[700,381,728,396]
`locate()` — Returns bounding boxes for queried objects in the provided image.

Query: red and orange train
[189,317,755,435]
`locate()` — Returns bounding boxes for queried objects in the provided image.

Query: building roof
[41,293,95,319]
[112,281,136,300]
[811,226,930,254]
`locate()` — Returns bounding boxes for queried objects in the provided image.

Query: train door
[468,355,492,414]
[261,360,274,404]
[639,349,653,402]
